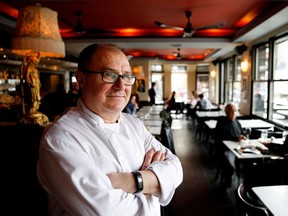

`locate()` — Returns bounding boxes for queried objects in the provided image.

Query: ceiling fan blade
[154,21,183,31]
[195,21,226,30]
[85,28,116,34]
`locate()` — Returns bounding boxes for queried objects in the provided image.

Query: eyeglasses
[82,70,136,86]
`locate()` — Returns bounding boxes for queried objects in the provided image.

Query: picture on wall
[137,79,145,92]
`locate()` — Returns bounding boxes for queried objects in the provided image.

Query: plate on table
[258,138,272,144]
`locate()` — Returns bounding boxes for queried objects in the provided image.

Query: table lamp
[11,3,65,125]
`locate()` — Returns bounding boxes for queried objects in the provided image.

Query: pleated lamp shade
[11,4,65,58]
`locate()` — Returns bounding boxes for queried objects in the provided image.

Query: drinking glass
[261,129,268,140]
[282,130,288,142]
[245,127,252,140]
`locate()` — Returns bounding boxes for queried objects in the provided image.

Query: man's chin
[106,103,126,112]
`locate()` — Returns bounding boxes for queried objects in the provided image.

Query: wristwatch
[132,171,144,193]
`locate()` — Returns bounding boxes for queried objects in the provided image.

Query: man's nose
[113,76,126,89]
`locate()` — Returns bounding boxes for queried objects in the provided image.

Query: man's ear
[76,71,84,89]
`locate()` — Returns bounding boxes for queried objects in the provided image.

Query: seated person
[123,93,139,115]
[254,93,265,111]
[165,91,176,112]
[194,93,212,110]
[214,102,246,189]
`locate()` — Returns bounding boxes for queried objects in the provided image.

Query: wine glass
[282,130,288,142]
[244,127,252,140]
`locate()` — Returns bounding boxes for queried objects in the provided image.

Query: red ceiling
[0,0,286,61]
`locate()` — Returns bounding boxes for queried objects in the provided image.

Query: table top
[252,185,288,216]
[136,106,163,136]
[239,119,274,129]
[146,126,161,136]
[142,119,162,127]
[196,110,225,118]
[204,119,275,130]
[223,140,273,159]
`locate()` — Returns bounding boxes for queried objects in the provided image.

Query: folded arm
[107,149,165,195]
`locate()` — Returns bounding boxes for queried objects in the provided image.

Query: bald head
[77,43,125,71]
[225,103,238,120]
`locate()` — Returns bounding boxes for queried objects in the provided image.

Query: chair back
[160,108,172,128]
[160,127,176,154]
[235,183,270,216]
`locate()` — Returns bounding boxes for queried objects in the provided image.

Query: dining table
[205,119,275,130]
[222,140,274,160]
[136,105,164,136]
[252,185,288,216]
[223,139,288,191]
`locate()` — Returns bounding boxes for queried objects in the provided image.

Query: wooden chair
[235,183,270,216]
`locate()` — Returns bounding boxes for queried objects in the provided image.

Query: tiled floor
[168,118,239,216]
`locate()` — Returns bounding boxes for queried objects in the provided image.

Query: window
[151,64,163,72]
[222,56,241,105]
[151,64,164,104]
[252,43,269,118]
[196,65,209,99]
[271,35,288,126]
[151,73,164,104]
[171,65,188,102]
[252,34,288,128]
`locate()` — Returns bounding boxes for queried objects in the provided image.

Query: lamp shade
[11,4,65,58]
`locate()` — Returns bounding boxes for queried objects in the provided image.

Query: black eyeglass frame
[82,70,136,86]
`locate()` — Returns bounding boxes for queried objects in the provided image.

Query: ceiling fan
[155,10,226,38]
[69,11,115,35]
[173,48,182,60]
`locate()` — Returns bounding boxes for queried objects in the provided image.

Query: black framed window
[252,33,288,128]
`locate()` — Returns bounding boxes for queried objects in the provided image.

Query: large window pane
[273,35,288,80]
[196,73,209,98]
[225,82,233,102]
[235,56,242,81]
[227,58,234,81]
[270,81,288,127]
[255,43,269,80]
[151,73,164,104]
[171,73,188,101]
[252,81,267,118]
[233,81,241,104]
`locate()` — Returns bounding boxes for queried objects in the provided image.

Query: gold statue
[20,52,49,125]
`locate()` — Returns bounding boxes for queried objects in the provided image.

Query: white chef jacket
[37,99,183,216]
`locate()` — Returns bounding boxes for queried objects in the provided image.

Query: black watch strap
[133,171,144,193]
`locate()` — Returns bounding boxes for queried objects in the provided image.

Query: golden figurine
[20,52,49,125]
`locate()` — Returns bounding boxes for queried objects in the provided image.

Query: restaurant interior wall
[129,59,150,102]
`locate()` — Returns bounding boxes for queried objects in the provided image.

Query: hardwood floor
[168,117,239,216]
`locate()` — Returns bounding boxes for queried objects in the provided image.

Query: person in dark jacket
[148,82,156,106]
[214,102,246,190]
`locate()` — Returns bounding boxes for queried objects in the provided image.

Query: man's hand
[141,149,166,170]
[238,135,247,141]
[107,148,166,195]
